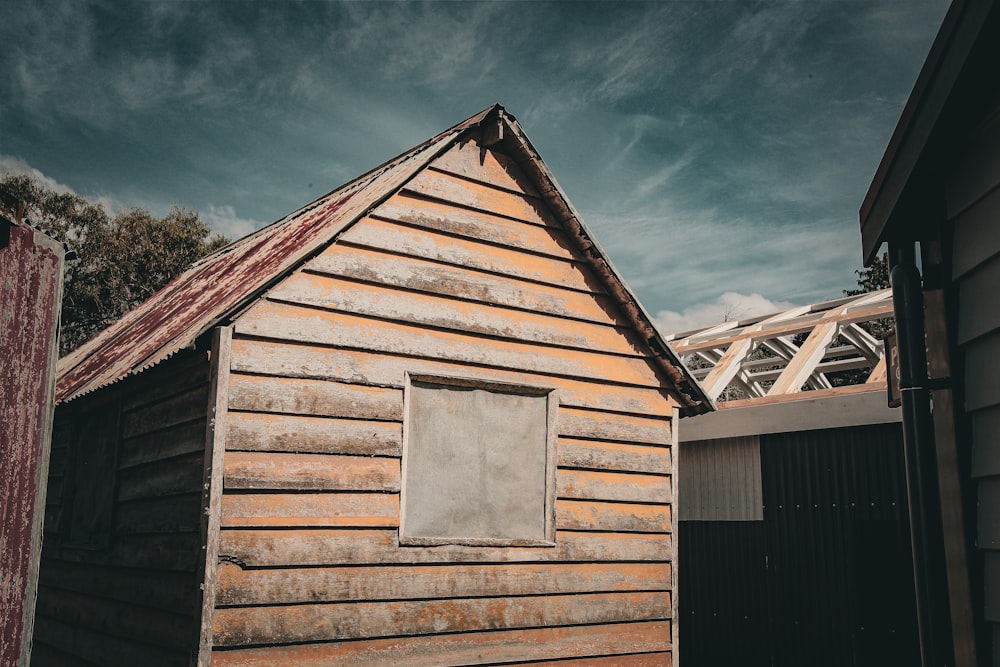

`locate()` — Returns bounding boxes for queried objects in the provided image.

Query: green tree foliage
[1,174,230,355]
[845,252,890,295]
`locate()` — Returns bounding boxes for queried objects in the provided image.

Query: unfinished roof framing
[665,289,893,405]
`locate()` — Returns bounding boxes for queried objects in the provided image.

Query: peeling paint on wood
[209,620,672,666]
[214,562,669,606]
[212,592,670,646]
[0,222,63,667]
[219,529,670,567]
[229,337,672,415]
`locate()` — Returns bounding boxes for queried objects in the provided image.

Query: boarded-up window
[62,397,121,548]
[400,374,557,546]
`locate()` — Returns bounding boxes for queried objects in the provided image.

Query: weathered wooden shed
[664,291,921,666]
[32,104,711,666]
[859,0,999,663]
[0,198,64,666]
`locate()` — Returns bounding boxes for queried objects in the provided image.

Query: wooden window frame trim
[400,371,558,548]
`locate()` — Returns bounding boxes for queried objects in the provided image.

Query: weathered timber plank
[35,560,197,612]
[221,492,398,528]
[269,271,642,355]
[120,354,210,412]
[235,301,661,388]
[115,493,202,534]
[374,193,574,257]
[212,591,670,646]
[560,407,671,445]
[559,438,670,474]
[307,244,625,325]
[219,529,670,566]
[228,373,401,420]
[557,500,671,533]
[521,652,672,666]
[339,217,604,293]
[223,452,399,491]
[121,384,209,439]
[199,325,232,666]
[229,337,673,416]
[557,470,671,504]
[427,140,541,197]
[116,452,205,501]
[214,561,670,606]
[35,584,194,651]
[32,615,184,667]
[402,168,554,226]
[45,533,201,572]
[227,412,401,456]
[23,641,94,667]
[209,620,673,667]
[118,418,206,468]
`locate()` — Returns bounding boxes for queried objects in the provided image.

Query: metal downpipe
[890,242,953,667]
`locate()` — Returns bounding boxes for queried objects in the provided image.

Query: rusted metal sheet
[0,218,64,667]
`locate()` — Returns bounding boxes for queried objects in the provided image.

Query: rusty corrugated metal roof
[56,104,712,414]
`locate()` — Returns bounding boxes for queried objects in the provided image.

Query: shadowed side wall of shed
[32,352,211,665]
[210,135,678,665]
[948,92,1000,663]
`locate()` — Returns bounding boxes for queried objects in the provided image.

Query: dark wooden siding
[0,222,63,666]
[32,352,210,665]
[213,136,677,664]
[949,95,1000,662]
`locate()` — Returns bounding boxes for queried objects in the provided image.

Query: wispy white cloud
[654,292,796,336]
[1,154,76,194]
[203,204,265,239]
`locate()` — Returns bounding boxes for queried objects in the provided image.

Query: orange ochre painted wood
[228,373,401,421]
[373,192,573,257]
[268,271,644,355]
[235,300,661,387]
[402,168,554,227]
[211,591,670,646]
[218,529,670,567]
[428,138,542,198]
[519,653,671,666]
[558,438,670,474]
[226,411,402,456]
[223,452,398,491]
[558,469,670,504]
[208,620,672,666]
[339,217,603,293]
[306,243,626,326]
[558,500,671,533]
[219,491,663,533]
[220,492,398,528]
[228,337,674,415]
[214,561,669,606]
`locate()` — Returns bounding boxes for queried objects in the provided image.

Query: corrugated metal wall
[679,436,762,521]
[680,423,918,667]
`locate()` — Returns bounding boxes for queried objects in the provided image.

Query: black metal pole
[890,242,953,667]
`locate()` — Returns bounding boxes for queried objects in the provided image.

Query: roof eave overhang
[860,0,996,265]
[490,108,715,416]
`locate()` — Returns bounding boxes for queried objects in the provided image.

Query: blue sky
[1,0,949,332]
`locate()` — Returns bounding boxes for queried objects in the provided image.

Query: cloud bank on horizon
[0,0,949,332]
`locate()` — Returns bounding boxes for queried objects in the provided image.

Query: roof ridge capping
[55,103,713,415]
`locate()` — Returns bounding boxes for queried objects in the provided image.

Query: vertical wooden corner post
[671,407,680,664]
[195,326,232,666]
